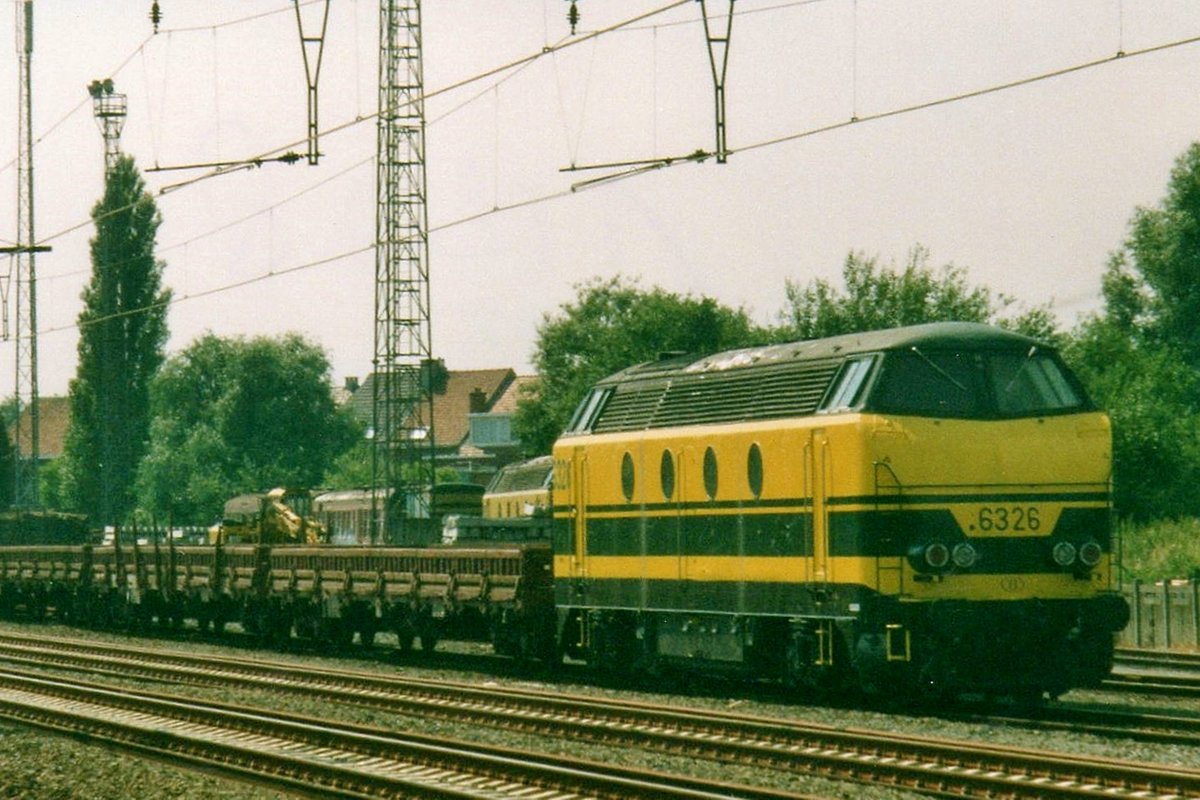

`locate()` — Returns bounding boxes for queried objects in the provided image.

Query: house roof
[7,396,70,459]
[487,375,536,415]
[427,368,514,449]
[349,368,517,450]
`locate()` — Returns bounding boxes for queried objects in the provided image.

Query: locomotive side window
[819,355,877,412]
[703,447,719,500]
[621,452,636,502]
[746,443,764,499]
[565,388,612,433]
[660,450,675,500]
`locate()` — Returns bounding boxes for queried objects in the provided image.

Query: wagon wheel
[358,616,378,648]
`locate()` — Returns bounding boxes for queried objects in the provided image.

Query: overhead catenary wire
[29,0,697,272]
[19,3,1198,343]
[566,29,1200,188]
[0,0,316,181]
[30,23,1200,338]
[152,0,696,196]
[38,153,376,286]
[36,183,578,340]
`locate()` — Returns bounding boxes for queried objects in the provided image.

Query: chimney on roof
[469,388,488,413]
[344,376,360,393]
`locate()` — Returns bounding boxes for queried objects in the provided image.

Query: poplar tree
[62,156,171,524]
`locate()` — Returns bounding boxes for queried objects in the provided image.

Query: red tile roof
[427,368,514,449]
[8,396,70,459]
[488,375,537,415]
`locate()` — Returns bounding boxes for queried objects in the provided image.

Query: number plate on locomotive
[951,505,1060,536]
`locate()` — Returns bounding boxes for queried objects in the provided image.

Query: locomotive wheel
[589,611,639,674]
[519,619,560,666]
[785,626,853,694]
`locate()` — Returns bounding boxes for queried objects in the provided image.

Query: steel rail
[0,668,812,800]
[0,631,1197,799]
[944,700,1200,748]
[1115,648,1200,670]
[1103,672,1200,697]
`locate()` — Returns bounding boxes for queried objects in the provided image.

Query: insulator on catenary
[567,0,580,35]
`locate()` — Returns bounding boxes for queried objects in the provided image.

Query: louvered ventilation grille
[592,358,841,432]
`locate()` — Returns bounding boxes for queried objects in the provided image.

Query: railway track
[1115,647,1200,671]
[946,700,1200,748]
[1109,648,1200,696]
[0,667,816,800]
[1,630,1198,799]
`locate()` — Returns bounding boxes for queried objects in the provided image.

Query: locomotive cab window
[867,347,1088,419]
[989,347,1083,415]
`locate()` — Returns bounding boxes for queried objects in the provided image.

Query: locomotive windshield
[867,346,1088,419]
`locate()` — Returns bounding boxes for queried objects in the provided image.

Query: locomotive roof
[598,322,1042,385]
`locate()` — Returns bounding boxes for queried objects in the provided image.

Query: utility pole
[1,0,47,509]
[371,0,436,544]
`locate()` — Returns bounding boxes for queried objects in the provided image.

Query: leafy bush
[1117,518,1200,581]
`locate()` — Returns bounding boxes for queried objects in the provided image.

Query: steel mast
[2,0,45,509]
[371,0,435,543]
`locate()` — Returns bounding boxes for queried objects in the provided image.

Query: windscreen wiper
[910,346,968,393]
[1001,345,1039,396]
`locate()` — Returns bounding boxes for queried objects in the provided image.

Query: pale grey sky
[2,0,1198,398]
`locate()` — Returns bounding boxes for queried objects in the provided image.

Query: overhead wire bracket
[293,0,332,165]
[699,0,734,163]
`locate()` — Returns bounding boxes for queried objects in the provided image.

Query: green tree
[513,276,766,455]
[780,246,1050,340]
[61,156,171,524]
[0,429,13,509]
[321,439,373,490]
[135,332,359,524]
[1064,144,1200,520]
[1123,143,1200,365]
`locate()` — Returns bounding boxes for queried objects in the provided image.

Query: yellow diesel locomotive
[483,455,554,520]
[552,322,1128,699]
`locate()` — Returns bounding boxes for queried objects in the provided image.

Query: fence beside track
[0,539,556,658]
[1119,577,1200,651]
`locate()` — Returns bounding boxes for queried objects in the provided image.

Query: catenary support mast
[371,0,435,543]
[3,0,44,508]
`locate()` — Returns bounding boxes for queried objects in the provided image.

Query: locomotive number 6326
[976,506,1042,533]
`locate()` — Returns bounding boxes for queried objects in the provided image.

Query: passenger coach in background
[552,322,1129,700]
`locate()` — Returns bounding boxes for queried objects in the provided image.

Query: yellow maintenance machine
[209,488,327,545]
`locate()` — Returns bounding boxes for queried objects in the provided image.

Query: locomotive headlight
[1078,540,1103,567]
[951,542,978,569]
[1051,540,1077,567]
[923,542,951,570]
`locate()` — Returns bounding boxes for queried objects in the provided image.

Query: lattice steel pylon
[371,0,435,544]
[3,0,44,509]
